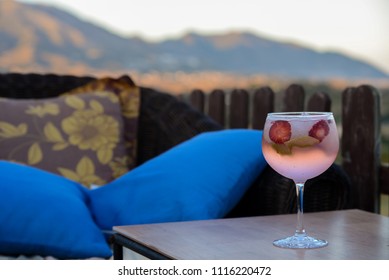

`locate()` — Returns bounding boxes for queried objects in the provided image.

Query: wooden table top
[113,209,389,260]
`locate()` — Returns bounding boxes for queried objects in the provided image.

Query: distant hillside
[1,0,388,80]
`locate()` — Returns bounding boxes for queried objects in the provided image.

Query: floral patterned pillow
[0,77,140,188]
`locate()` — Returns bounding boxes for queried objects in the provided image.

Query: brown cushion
[0,77,140,188]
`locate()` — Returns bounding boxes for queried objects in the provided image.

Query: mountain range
[1,0,388,80]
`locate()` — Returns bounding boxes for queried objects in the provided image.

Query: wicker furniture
[0,72,352,217]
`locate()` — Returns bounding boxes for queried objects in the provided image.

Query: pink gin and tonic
[262,112,339,248]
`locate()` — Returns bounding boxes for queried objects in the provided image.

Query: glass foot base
[273,234,328,249]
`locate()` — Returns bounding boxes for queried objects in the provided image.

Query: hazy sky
[19,0,389,74]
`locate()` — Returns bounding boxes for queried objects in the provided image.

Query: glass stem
[295,182,306,236]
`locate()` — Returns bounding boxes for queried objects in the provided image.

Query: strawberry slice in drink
[309,120,330,142]
[269,120,291,144]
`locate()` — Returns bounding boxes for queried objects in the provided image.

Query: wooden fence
[184,84,389,214]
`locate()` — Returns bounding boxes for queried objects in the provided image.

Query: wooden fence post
[252,87,274,130]
[307,91,331,112]
[341,85,381,213]
[229,89,249,128]
[208,89,225,126]
[189,89,205,113]
[283,84,305,112]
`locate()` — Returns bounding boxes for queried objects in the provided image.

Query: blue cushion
[89,129,267,230]
[0,161,112,259]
